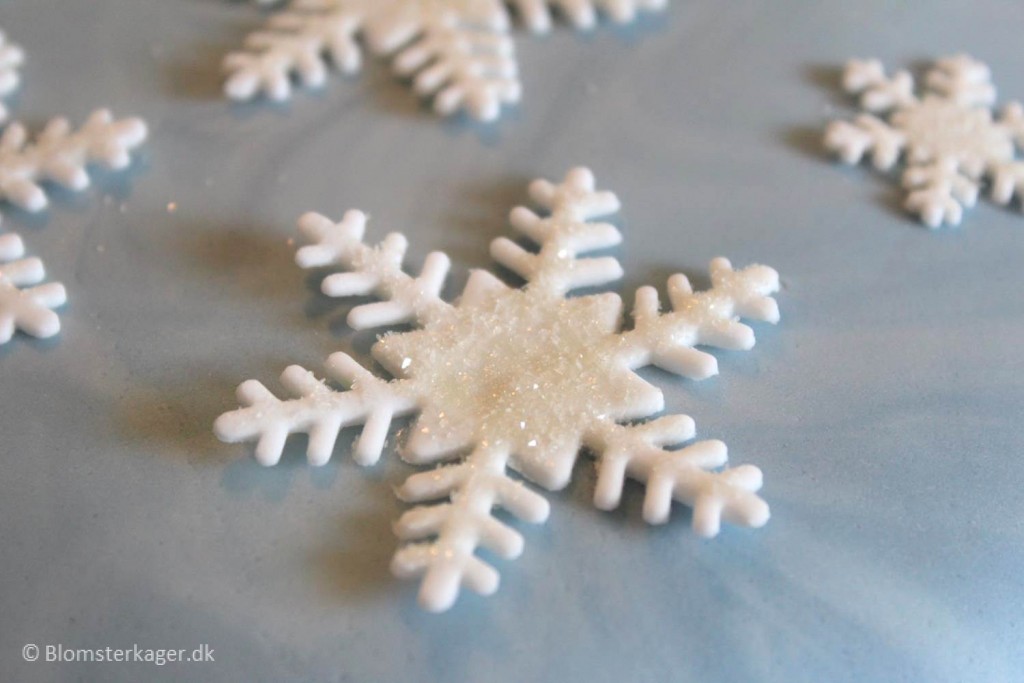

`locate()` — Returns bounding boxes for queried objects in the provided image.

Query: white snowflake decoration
[825,54,1024,228]
[224,0,667,121]
[0,30,25,125]
[0,232,65,344]
[0,109,148,213]
[215,167,781,612]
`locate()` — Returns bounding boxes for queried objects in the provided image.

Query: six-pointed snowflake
[0,232,65,344]
[825,54,1024,228]
[215,167,781,612]
[224,0,667,121]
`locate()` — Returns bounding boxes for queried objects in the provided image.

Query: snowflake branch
[823,114,905,170]
[392,443,550,612]
[214,351,418,466]
[841,58,915,113]
[902,158,979,228]
[925,54,996,108]
[508,0,668,33]
[990,160,1024,209]
[999,101,1024,149]
[0,30,25,125]
[392,23,520,122]
[296,210,453,328]
[490,167,623,296]
[0,233,66,344]
[0,109,147,212]
[619,258,780,380]
[224,1,366,101]
[586,417,769,537]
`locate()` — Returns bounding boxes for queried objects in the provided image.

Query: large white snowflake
[0,232,65,344]
[224,0,667,121]
[824,54,1024,228]
[215,167,781,612]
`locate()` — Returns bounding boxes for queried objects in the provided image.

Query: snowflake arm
[296,210,453,328]
[0,30,25,125]
[0,110,147,212]
[902,158,979,228]
[224,1,367,102]
[1000,101,1024,148]
[924,54,995,108]
[392,442,550,612]
[0,233,66,344]
[619,258,780,380]
[990,161,1024,209]
[840,58,916,113]
[823,114,905,171]
[490,166,624,296]
[987,102,1024,209]
[214,351,419,466]
[585,417,768,536]
[508,0,668,33]
[392,23,520,122]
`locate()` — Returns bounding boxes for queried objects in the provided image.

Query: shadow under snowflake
[215,167,781,612]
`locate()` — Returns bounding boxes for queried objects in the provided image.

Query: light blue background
[1,1,1021,681]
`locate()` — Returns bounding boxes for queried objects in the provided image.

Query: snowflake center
[894,96,1014,166]
[376,287,647,460]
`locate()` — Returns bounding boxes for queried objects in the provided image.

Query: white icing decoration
[0,232,65,344]
[0,30,25,125]
[215,167,780,612]
[0,110,148,213]
[223,0,667,121]
[825,54,1024,228]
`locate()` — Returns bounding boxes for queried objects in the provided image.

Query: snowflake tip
[0,233,67,344]
[0,232,22,260]
[391,545,499,613]
[842,58,884,93]
[295,210,368,269]
[927,54,996,107]
[713,258,782,326]
[692,466,769,538]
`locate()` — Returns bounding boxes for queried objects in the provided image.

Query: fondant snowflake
[216,168,781,612]
[224,0,666,121]
[0,30,25,125]
[825,54,1024,228]
[0,232,65,344]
